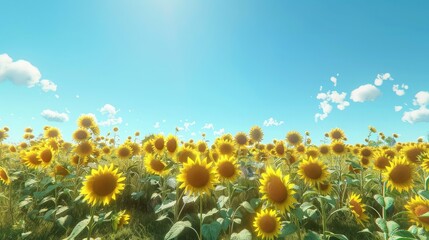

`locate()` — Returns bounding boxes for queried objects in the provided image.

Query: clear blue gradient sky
[0,1,428,144]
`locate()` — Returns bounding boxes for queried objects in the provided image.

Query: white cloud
[315,101,333,122]
[374,73,393,86]
[315,90,349,121]
[393,84,408,96]
[330,76,337,87]
[394,106,403,112]
[402,91,429,123]
[263,117,284,127]
[202,123,214,130]
[98,104,122,126]
[350,84,381,102]
[41,109,69,122]
[214,128,225,136]
[154,122,160,129]
[40,79,57,92]
[55,94,60,99]
[183,121,196,131]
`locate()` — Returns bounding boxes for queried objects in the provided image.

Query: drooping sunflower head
[329,128,346,141]
[77,114,97,129]
[151,134,165,154]
[285,131,302,146]
[116,144,133,160]
[0,167,11,185]
[126,142,141,156]
[234,132,248,147]
[142,140,155,155]
[384,156,415,193]
[249,126,264,143]
[21,150,43,169]
[144,154,169,176]
[315,181,332,195]
[253,208,282,240]
[405,195,429,231]
[53,165,70,177]
[80,164,126,206]
[331,141,346,155]
[0,129,8,142]
[259,166,297,212]
[297,156,329,186]
[349,193,369,226]
[216,155,241,182]
[215,139,236,157]
[113,210,131,231]
[44,127,61,139]
[177,156,218,196]
[72,128,91,142]
[373,151,391,171]
[402,144,426,164]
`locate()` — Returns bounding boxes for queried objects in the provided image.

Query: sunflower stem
[9,183,14,225]
[87,206,96,239]
[199,194,203,240]
[320,197,327,240]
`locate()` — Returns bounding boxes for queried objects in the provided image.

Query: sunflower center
[319,182,329,191]
[303,163,323,180]
[0,170,8,181]
[218,161,235,178]
[150,159,165,172]
[266,176,288,203]
[118,147,131,158]
[331,131,342,140]
[75,130,88,140]
[154,138,164,151]
[258,215,277,233]
[28,153,42,165]
[375,156,390,169]
[186,165,210,188]
[166,139,177,153]
[361,157,369,166]
[91,173,118,196]
[287,134,300,145]
[350,200,363,216]
[415,205,429,224]
[219,143,233,155]
[406,148,424,163]
[332,144,345,154]
[307,150,318,158]
[81,118,93,128]
[297,145,305,153]
[361,149,372,157]
[384,150,395,159]
[320,146,329,154]
[235,135,247,145]
[78,143,93,155]
[389,164,412,184]
[179,150,195,163]
[275,144,285,155]
[198,144,207,153]
[40,149,53,163]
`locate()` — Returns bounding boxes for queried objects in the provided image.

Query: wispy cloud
[263,117,284,127]
[41,109,69,122]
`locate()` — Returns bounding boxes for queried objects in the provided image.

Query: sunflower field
[1,115,429,240]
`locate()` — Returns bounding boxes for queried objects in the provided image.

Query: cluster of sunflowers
[0,117,429,240]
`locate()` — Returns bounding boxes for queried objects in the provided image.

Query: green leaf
[376,218,388,233]
[328,234,348,240]
[217,195,229,208]
[183,195,198,204]
[390,230,417,240]
[25,179,38,188]
[418,190,429,200]
[202,221,222,240]
[164,221,192,240]
[65,218,90,240]
[156,214,169,221]
[279,222,297,237]
[387,221,400,236]
[202,208,219,223]
[155,200,176,213]
[385,197,395,211]
[230,229,252,240]
[57,215,72,228]
[304,230,321,240]
[358,228,373,235]
[56,206,69,218]
[240,201,255,213]
[217,217,231,231]
[408,225,418,235]
[374,194,385,207]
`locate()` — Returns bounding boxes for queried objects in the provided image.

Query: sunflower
[175,146,198,164]
[144,154,169,176]
[373,152,391,171]
[77,114,97,129]
[21,150,43,169]
[253,209,282,240]
[165,135,179,156]
[402,144,426,164]
[306,147,319,159]
[74,141,95,158]
[72,128,90,142]
[38,146,55,167]
[177,156,217,196]
[319,144,330,156]
[196,141,208,154]
[116,144,133,160]
[360,157,371,168]
[274,140,287,158]
[0,167,11,185]
[102,146,111,155]
[405,196,429,231]
[296,144,306,154]
[329,128,346,141]
[70,155,87,166]
[53,165,70,177]
[315,182,332,195]
[151,134,165,154]
[127,142,141,156]
[234,132,248,147]
[249,126,264,143]
[0,129,8,142]
[384,157,415,192]
[285,131,302,146]
[113,210,131,231]
[9,145,16,153]
[349,193,369,226]
[216,156,241,182]
[360,147,373,159]
[421,153,429,172]
[208,149,220,163]
[297,157,329,186]
[331,141,346,155]
[216,139,236,157]
[44,127,61,139]
[259,166,297,212]
[80,164,125,206]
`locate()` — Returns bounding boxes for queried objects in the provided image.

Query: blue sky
[1,1,429,144]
